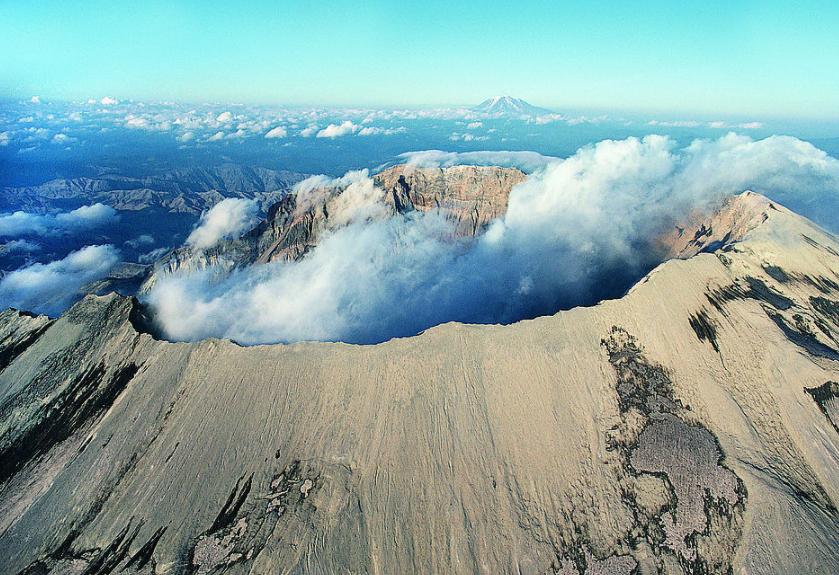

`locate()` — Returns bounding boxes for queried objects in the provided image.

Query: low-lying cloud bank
[146,133,839,345]
[0,203,118,237]
[0,245,120,317]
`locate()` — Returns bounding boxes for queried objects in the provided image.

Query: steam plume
[146,134,839,345]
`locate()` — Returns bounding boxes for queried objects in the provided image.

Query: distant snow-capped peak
[472,96,550,116]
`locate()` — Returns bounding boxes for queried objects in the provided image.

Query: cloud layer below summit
[0,204,117,237]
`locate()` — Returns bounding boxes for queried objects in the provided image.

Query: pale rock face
[0,192,839,574]
[375,164,528,236]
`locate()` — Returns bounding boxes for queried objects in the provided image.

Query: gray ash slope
[0,192,838,574]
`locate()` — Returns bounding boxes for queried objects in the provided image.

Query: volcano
[0,190,838,574]
[472,95,552,117]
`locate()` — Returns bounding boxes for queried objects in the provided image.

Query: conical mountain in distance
[0,189,838,573]
[472,95,551,116]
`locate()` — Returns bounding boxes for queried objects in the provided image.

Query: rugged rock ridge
[654,190,777,260]
[0,165,306,215]
[140,164,528,291]
[1,192,838,574]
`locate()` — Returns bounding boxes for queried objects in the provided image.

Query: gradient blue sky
[2,0,838,118]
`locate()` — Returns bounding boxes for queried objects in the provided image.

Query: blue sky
[2,0,838,118]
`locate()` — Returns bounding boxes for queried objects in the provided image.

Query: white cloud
[317,121,359,138]
[0,204,118,237]
[565,115,608,125]
[178,131,195,142]
[647,119,703,128]
[0,245,120,317]
[323,176,388,228]
[533,114,565,124]
[186,198,259,250]
[100,96,118,105]
[216,111,233,123]
[146,134,839,346]
[125,234,155,248]
[174,115,204,130]
[51,133,76,145]
[29,96,41,104]
[397,150,559,173]
[448,132,488,142]
[139,246,171,264]
[265,126,288,138]
[299,126,318,137]
[675,133,839,227]
[25,128,51,141]
[737,122,764,129]
[207,131,225,141]
[292,170,373,215]
[358,126,406,136]
[55,204,119,227]
[466,121,483,130]
[125,116,150,128]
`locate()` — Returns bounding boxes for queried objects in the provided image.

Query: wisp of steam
[146,134,839,345]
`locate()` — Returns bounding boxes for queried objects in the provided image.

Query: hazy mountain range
[0,165,306,216]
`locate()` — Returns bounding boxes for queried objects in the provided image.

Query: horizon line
[4,95,839,125]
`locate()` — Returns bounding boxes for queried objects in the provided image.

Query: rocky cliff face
[375,164,527,236]
[1,192,838,574]
[140,164,528,291]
